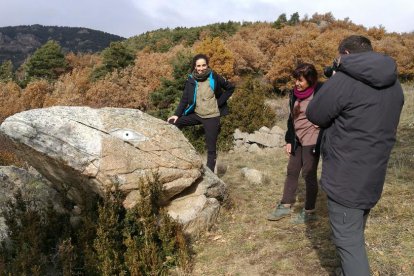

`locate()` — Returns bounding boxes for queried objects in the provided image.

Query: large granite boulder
[0,107,226,235]
[0,106,202,206]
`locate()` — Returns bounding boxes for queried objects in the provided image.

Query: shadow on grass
[292,183,340,275]
[304,193,340,276]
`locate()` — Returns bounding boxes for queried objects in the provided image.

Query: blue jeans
[327,197,371,276]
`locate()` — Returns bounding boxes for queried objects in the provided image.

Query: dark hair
[191,54,209,71]
[292,63,318,87]
[338,35,373,54]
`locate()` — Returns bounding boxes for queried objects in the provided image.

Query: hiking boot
[292,208,317,224]
[267,204,291,221]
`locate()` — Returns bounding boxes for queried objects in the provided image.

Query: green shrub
[93,184,126,275]
[0,174,190,275]
[0,190,71,275]
[122,173,190,275]
[224,77,276,133]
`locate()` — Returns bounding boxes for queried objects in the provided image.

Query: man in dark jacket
[306,35,404,275]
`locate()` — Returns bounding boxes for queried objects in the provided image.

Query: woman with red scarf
[267,63,323,223]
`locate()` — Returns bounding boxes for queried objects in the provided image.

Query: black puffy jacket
[307,52,404,209]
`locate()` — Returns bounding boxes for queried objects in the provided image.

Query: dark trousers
[327,197,371,276]
[171,113,220,171]
[281,144,319,210]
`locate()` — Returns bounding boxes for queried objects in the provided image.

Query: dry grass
[191,85,414,275]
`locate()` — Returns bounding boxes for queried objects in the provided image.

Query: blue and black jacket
[174,71,235,117]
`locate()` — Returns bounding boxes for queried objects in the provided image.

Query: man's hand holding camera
[323,56,341,78]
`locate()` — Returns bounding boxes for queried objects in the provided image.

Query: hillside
[0,24,125,68]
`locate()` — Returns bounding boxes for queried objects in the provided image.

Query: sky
[1,0,413,38]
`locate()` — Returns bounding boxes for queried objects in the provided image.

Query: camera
[323,58,340,78]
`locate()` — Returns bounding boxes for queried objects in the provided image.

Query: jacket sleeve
[284,91,295,143]
[306,74,348,128]
[216,74,235,107]
[174,80,190,116]
[285,114,294,144]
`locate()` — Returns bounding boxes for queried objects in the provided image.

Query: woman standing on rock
[267,63,323,223]
[167,54,235,172]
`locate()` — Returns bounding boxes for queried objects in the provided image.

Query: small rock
[240,167,264,184]
[248,143,262,153]
[258,126,270,133]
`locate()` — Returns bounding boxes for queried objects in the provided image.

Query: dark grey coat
[306,51,404,209]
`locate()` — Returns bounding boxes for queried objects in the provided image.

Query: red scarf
[294,83,316,100]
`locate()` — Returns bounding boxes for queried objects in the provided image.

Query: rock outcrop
[233,126,285,153]
[0,106,226,235]
[167,165,227,237]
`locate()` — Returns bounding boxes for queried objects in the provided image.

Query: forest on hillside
[0,12,413,163]
[0,24,125,68]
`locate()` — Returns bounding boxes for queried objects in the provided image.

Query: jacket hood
[338,52,398,88]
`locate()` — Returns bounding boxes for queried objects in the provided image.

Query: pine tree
[91,41,135,80]
[288,12,300,26]
[273,13,287,29]
[0,60,13,82]
[25,40,68,82]
[149,51,192,119]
